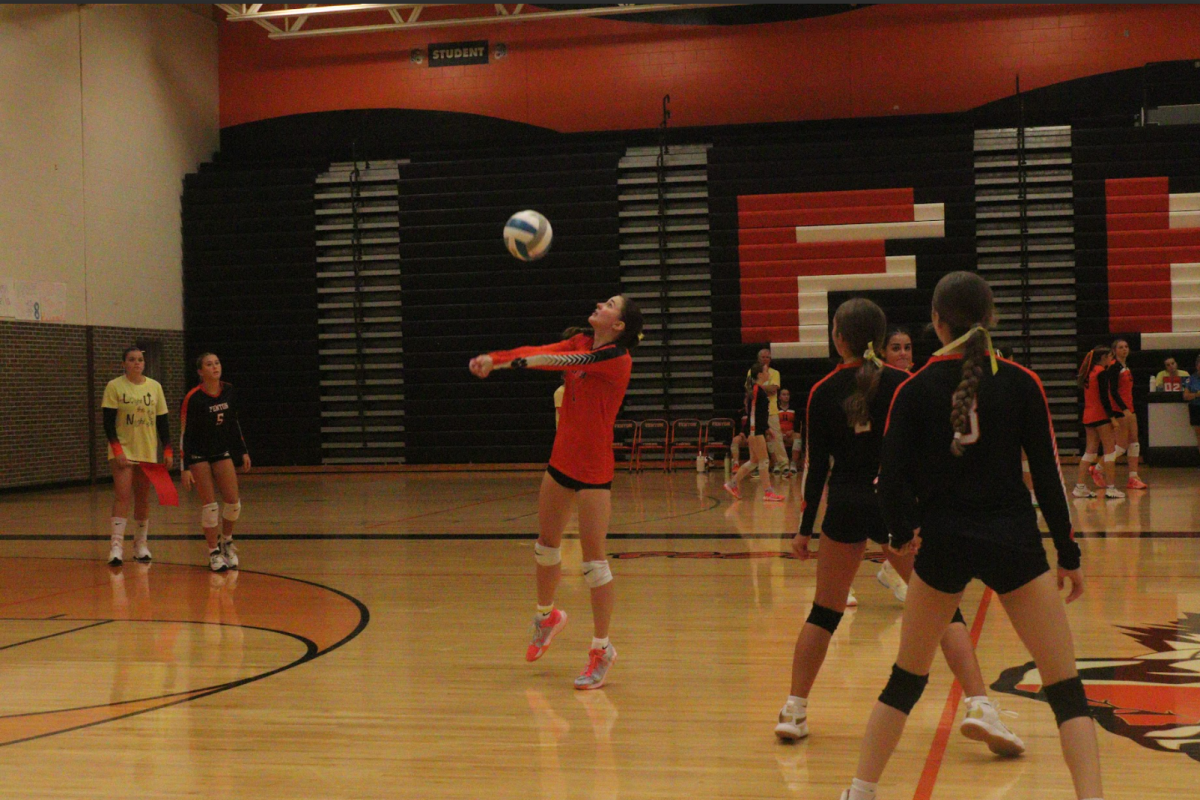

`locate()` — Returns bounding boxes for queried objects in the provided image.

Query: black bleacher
[707,117,978,415]
[396,144,625,464]
[182,162,323,466]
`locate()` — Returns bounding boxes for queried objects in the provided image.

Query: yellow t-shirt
[746,366,782,416]
[103,376,168,463]
[1155,369,1189,390]
[553,384,565,429]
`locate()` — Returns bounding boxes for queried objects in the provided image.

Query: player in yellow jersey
[102,346,172,566]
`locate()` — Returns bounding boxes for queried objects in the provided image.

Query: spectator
[1184,355,1200,455]
[777,388,801,476]
[1155,357,1190,391]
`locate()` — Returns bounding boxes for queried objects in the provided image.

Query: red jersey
[489,334,632,484]
[778,408,796,435]
[1082,364,1117,424]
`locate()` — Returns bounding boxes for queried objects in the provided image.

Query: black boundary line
[0,561,370,748]
[3,531,1199,540]
[0,620,113,653]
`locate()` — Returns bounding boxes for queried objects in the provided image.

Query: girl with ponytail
[841,272,1102,800]
[778,298,1020,757]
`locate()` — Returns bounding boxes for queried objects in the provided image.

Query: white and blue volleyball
[503,210,553,261]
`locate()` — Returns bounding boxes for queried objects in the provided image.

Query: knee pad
[582,560,613,588]
[1128,442,1140,458]
[1043,676,1091,726]
[806,603,844,634]
[1080,452,1098,464]
[1112,445,1126,459]
[533,541,562,567]
[879,664,929,714]
[1103,451,1117,464]
[951,608,966,626]
[201,502,220,528]
[222,501,241,522]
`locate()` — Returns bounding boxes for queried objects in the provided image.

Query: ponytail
[843,356,882,428]
[949,328,988,457]
[1077,345,1111,390]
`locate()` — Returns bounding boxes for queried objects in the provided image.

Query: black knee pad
[806,603,844,634]
[879,664,929,714]
[1044,676,1091,726]
[951,608,965,626]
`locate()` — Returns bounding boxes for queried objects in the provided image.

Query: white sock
[536,604,554,620]
[133,519,149,542]
[848,778,878,800]
[110,517,127,542]
[1129,471,1139,479]
[787,694,808,709]
[591,636,610,651]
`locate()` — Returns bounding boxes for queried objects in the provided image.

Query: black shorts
[1190,405,1200,427]
[914,531,1050,595]
[1083,419,1112,429]
[185,450,233,467]
[820,485,889,546]
[547,464,611,492]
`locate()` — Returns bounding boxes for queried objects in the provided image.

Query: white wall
[0,4,217,330]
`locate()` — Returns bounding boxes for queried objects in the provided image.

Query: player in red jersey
[840,272,1101,800]
[180,353,251,572]
[1110,338,1146,489]
[1074,346,1123,500]
[470,295,642,690]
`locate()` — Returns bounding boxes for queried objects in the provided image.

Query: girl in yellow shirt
[102,347,172,566]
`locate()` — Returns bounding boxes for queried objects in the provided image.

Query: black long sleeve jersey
[800,362,910,536]
[879,355,1080,570]
[180,382,248,464]
[742,384,771,437]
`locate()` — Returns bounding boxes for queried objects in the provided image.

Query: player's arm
[877,381,922,547]
[1096,369,1117,418]
[798,388,831,536]
[1108,363,1128,412]
[493,342,628,378]
[228,389,249,462]
[101,384,125,459]
[156,412,173,462]
[1019,373,1080,570]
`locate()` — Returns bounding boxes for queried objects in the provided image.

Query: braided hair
[833,298,887,428]
[931,272,996,457]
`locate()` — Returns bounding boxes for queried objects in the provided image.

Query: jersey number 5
[216,412,225,426]
[957,399,981,445]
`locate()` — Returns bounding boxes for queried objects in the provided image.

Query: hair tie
[933,325,999,374]
[863,346,882,366]
[637,332,644,342]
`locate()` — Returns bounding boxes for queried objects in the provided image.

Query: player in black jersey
[180,353,251,572]
[724,362,785,502]
[776,299,1022,756]
[840,273,1102,800]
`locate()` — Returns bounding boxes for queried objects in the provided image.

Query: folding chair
[612,419,637,471]
[666,418,703,472]
[702,418,736,465]
[633,418,668,472]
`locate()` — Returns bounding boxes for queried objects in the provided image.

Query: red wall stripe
[1108,246,1200,266]
[1107,213,1169,232]
[737,188,913,213]
[1105,195,1170,215]
[737,204,917,230]
[1106,177,1168,197]
[1109,315,1172,333]
[739,256,889,279]
[1102,281,1172,299]
[742,326,802,343]
[1108,229,1200,249]
[738,240,886,261]
[1107,264,1173,284]
[1106,177,1173,332]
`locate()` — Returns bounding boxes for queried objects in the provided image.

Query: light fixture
[410,48,424,64]
[494,42,507,59]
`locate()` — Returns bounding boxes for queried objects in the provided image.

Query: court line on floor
[3,531,1197,540]
[0,620,112,653]
[911,587,995,800]
[363,489,541,528]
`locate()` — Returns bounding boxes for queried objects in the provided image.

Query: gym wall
[0,4,216,489]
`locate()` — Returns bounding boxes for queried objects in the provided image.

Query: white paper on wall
[12,280,66,323]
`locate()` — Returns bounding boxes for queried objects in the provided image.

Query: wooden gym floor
[0,465,1197,799]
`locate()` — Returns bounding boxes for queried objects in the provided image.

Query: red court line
[911,587,995,800]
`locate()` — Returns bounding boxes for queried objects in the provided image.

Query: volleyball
[503,210,553,261]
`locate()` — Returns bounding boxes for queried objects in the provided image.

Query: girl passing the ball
[180,353,251,573]
[469,295,643,690]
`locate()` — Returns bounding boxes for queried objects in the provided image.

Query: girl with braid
[102,346,172,566]
[777,298,1022,758]
[840,272,1101,800]
[469,295,642,690]
[1074,346,1124,500]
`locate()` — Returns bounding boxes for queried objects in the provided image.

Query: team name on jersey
[209,402,230,413]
